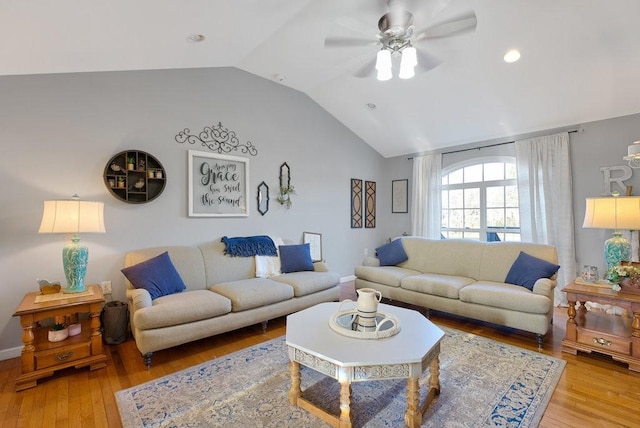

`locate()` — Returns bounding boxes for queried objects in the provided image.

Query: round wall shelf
[104,150,166,204]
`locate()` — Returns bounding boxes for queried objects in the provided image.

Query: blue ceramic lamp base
[62,235,88,293]
[604,231,630,274]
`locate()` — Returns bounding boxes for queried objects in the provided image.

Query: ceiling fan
[324,0,477,80]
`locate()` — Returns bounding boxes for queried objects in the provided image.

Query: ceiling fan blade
[354,58,377,78]
[416,49,442,73]
[324,37,379,49]
[413,11,477,43]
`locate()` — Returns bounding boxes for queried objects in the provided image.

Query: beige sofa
[355,237,559,346]
[124,239,340,367]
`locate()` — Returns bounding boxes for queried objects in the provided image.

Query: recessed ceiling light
[366,103,377,110]
[504,49,521,63]
[186,34,205,43]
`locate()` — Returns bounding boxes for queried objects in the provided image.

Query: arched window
[441,157,520,241]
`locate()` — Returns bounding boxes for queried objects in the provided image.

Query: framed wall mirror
[257,181,269,215]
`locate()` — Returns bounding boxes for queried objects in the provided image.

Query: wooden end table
[12,284,107,391]
[561,281,640,371]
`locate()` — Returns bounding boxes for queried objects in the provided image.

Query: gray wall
[0,67,390,355]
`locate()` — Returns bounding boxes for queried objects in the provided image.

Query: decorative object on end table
[582,193,640,272]
[48,322,68,342]
[607,261,640,293]
[37,278,61,294]
[38,195,106,293]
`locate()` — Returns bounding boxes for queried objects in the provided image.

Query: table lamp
[582,193,640,274]
[38,195,106,293]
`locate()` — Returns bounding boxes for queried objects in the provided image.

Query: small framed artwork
[392,179,408,213]
[303,232,323,262]
[351,178,363,228]
[365,180,376,228]
[188,150,249,217]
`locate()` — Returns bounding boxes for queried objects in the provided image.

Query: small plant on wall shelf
[276,185,295,209]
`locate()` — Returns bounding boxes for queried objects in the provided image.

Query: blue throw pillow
[121,251,187,300]
[279,243,314,273]
[376,239,408,266]
[505,251,560,291]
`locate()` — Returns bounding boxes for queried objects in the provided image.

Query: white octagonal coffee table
[286,302,445,428]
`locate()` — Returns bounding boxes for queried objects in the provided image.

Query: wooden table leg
[338,379,352,428]
[566,299,577,341]
[288,361,301,405]
[405,377,421,428]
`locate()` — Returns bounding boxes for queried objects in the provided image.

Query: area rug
[116,327,565,427]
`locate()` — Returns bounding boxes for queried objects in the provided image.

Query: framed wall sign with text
[188,150,249,217]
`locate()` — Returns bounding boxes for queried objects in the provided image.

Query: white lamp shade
[39,199,106,234]
[375,49,392,81]
[583,196,640,230]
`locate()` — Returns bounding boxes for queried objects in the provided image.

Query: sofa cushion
[121,251,187,300]
[505,251,560,291]
[134,290,232,330]
[376,239,408,266]
[209,278,294,312]
[279,244,314,273]
[271,271,340,297]
[401,274,476,299]
[354,265,422,288]
[459,281,551,314]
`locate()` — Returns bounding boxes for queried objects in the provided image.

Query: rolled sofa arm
[363,256,381,267]
[313,261,329,272]
[126,288,153,312]
[532,278,556,297]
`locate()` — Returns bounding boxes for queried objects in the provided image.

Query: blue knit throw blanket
[221,235,277,257]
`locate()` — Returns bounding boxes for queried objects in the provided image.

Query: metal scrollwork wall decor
[175,122,258,156]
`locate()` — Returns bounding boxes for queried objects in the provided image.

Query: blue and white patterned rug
[116,327,565,427]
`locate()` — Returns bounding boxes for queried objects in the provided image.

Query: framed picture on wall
[303,231,323,262]
[392,179,408,213]
[188,150,249,217]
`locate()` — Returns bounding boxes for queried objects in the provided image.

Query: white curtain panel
[411,153,442,238]
[515,132,576,306]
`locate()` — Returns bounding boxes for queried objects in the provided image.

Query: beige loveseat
[355,237,559,346]
[124,239,340,367]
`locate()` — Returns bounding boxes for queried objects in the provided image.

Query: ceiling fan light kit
[375,49,393,81]
[326,0,477,82]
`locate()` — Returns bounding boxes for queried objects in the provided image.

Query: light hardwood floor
[1,283,639,427]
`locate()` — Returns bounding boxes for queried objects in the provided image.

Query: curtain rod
[408,128,580,159]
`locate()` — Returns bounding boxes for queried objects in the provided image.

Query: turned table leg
[566,299,577,341]
[405,377,421,428]
[288,361,301,405]
[338,379,352,428]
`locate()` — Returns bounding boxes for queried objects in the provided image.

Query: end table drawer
[35,342,91,370]
[577,329,631,355]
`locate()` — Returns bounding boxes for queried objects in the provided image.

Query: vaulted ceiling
[2,0,640,158]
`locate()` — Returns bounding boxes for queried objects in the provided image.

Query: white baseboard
[0,346,22,361]
[340,275,356,283]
